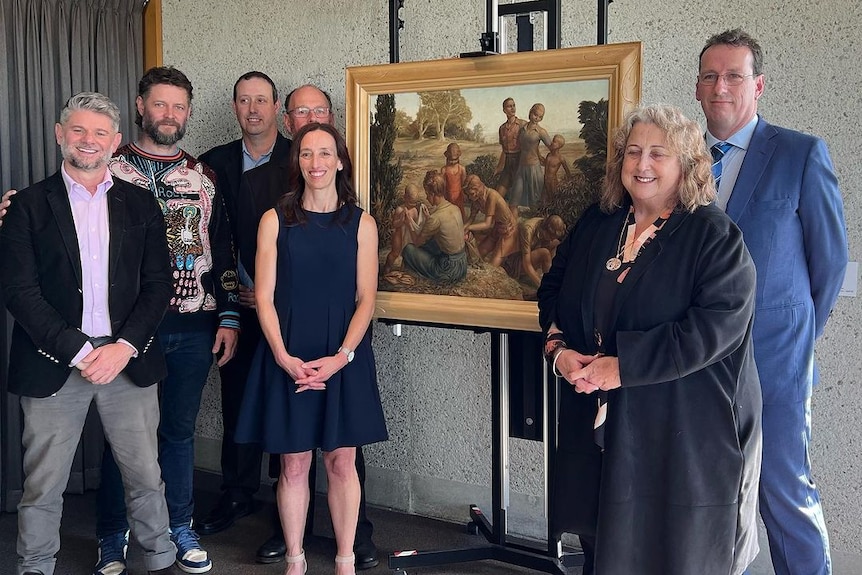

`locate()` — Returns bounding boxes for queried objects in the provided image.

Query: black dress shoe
[197,495,255,535]
[354,540,379,570]
[256,532,287,564]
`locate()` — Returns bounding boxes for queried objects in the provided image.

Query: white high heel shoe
[335,552,355,575]
[285,550,307,574]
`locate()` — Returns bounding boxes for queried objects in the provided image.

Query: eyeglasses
[697,72,756,86]
[286,106,331,118]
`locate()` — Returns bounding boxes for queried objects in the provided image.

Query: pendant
[606,257,621,271]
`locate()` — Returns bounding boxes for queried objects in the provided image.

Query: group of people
[383,95,574,293]
[383,169,567,292]
[0,70,386,575]
[0,26,850,575]
[539,28,847,575]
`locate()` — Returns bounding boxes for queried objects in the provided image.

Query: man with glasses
[195,71,290,538]
[696,29,847,575]
[235,84,379,570]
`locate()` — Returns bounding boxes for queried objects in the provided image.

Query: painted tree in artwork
[539,98,607,226]
[370,93,403,246]
[416,90,472,140]
[574,98,609,187]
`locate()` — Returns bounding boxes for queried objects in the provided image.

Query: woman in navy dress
[236,122,387,575]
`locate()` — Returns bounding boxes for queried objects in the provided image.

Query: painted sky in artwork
[395,79,609,143]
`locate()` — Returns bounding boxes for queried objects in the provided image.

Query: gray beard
[61,144,110,172]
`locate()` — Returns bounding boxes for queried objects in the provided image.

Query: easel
[387,331,581,575]
[383,2,615,572]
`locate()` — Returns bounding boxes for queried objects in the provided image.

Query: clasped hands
[278,352,349,393]
[75,343,134,385]
[556,349,621,394]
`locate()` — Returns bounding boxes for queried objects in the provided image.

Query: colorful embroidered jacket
[110,143,240,334]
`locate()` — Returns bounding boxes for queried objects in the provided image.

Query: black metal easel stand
[388,332,582,574]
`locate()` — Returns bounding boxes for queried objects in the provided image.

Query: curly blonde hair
[601,105,715,214]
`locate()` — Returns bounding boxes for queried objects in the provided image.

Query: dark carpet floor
[0,474,579,575]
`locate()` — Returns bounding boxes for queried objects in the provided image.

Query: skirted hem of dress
[234,205,388,454]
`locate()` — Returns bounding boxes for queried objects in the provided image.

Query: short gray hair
[59,92,121,132]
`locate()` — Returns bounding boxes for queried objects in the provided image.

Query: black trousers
[217,308,265,500]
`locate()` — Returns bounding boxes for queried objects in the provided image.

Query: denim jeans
[97,329,215,536]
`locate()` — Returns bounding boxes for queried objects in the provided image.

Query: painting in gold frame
[346,42,642,332]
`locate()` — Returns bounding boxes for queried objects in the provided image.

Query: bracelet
[551,347,566,378]
[545,332,565,344]
[544,332,567,363]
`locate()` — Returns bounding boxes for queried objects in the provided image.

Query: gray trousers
[18,371,176,575]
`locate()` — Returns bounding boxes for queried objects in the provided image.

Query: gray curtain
[0,0,146,511]
[0,0,145,191]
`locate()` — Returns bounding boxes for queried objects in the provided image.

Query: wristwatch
[338,346,355,363]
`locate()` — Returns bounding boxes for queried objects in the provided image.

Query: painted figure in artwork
[382,182,428,274]
[509,103,553,214]
[463,174,518,267]
[494,97,526,198]
[541,134,572,204]
[440,142,466,219]
[401,170,468,284]
[502,214,567,288]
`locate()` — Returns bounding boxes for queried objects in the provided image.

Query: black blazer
[236,139,293,279]
[200,133,291,247]
[0,171,172,397]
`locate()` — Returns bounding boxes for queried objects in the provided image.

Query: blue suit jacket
[727,116,847,403]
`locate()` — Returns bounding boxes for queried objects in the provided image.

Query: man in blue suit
[696,29,848,575]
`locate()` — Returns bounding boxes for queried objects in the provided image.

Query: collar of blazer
[725,115,778,222]
[45,172,129,289]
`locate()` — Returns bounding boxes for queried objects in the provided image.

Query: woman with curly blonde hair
[539,105,761,575]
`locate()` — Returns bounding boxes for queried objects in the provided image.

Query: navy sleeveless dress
[235,205,388,453]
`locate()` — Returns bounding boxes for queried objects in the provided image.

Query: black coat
[537,202,762,575]
[236,140,292,279]
[199,133,291,250]
[0,172,172,397]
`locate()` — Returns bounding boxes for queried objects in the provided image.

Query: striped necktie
[711,141,734,188]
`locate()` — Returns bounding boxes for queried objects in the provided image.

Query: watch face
[346,350,355,362]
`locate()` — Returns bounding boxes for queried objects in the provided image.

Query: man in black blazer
[0,93,177,575]
[196,72,289,537]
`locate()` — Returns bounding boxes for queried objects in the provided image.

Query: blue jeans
[97,329,215,536]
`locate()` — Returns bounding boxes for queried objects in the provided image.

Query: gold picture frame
[346,42,642,332]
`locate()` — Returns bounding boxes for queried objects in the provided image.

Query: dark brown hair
[233,71,278,103]
[135,66,193,127]
[699,29,764,76]
[278,123,356,226]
